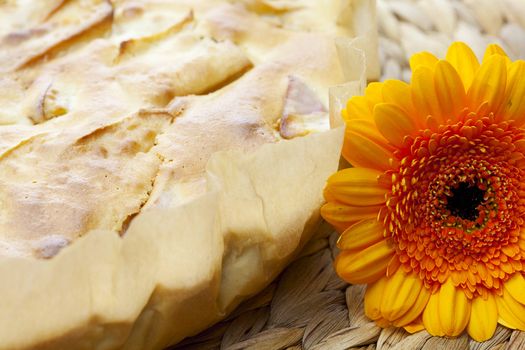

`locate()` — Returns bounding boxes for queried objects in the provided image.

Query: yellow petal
[433,60,467,122]
[422,292,445,336]
[335,239,394,284]
[345,119,386,144]
[467,294,498,342]
[337,219,385,251]
[365,277,388,320]
[323,187,338,203]
[345,95,374,122]
[393,284,431,327]
[437,279,471,337]
[381,80,419,125]
[380,269,424,321]
[409,51,438,71]
[343,120,394,171]
[374,103,418,147]
[483,43,509,62]
[500,60,525,125]
[467,54,507,113]
[325,168,387,206]
[364,82,384,109]
[446,42,480,90]
[341,108,349,121]
[411,66,444,125]
[505,273,525,305]
[321,202,382,231]
[404,319,425,334]
[495,289,525,330]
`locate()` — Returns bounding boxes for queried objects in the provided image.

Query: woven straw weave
[172,1,525,349]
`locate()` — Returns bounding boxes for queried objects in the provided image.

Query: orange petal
[337,219,385,251]
[504,273,525,305]
[467,294,498,342]
[422,292,445,336]
[321,202,382,231]
[404,318,425,333]
[409,51,438,71]
[343,121,394,171]
[386,254,402,277]
[446,42,480,91]
[411,66,444,125]
[433,60,467,123]
[437,278,471,337]
[467,54,507,114]
[335,239,394,284]
[364,277,388,320]
[500,60,525,125]
[374,317,391,328]
[380,269,424,321]
[323,187,338,203]
[374,103,418,147]
[332,223,351,234]
[495,289,525,330]
[325,168,387,206]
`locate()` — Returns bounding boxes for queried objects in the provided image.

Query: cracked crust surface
[0,0,351,259]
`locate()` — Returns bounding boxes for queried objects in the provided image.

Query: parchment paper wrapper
[0,2,378,349]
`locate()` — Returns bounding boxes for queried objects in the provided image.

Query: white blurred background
[377,0,525,81]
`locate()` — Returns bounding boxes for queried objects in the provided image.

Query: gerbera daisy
[321,42,525,341]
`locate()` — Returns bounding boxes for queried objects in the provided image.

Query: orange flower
[322,42,525,341]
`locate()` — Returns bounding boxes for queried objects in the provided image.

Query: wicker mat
[172,1,525,349]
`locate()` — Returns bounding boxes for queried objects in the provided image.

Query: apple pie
[0,0,377,349]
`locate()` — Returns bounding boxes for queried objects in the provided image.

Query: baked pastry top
[0,0,366,259]
[0,1,377,349]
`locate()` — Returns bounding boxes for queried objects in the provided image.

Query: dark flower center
[386,117,525,297]
[445,182,485,221]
